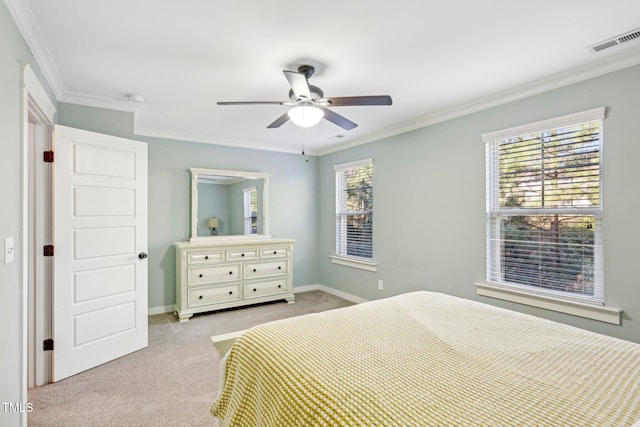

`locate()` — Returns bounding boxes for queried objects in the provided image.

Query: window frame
[243,186,257,235]
[479,107,621,323]
[332,158,378,272]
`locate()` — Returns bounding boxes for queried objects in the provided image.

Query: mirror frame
[189,168,271,241]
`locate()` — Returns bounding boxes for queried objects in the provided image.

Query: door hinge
[43,150,54,163]
[43,339,54,351]
[43,245,54,257]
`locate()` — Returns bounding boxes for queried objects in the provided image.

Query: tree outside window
[243,187,258,235]
[485,108,604,304]
[335,159,373,260]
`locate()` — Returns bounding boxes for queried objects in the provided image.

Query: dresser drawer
[188,263,241,285]
[226,248,259,261]
[259,247,289,259]
[244,278,288,300]
[188,283,241,307]
[187,250,225,264]
[244,260,287,279]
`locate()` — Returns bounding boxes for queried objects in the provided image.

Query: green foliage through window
[485,109,604,303]
[336,160,373,260]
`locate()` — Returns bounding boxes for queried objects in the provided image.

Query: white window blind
[335,159,373,260]
[484,108,605,305]
[243,186,257,235]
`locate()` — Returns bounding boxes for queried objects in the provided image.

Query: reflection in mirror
[196,177,264,236]
[190,168,270,241]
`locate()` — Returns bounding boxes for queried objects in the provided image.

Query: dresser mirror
[190,168,270,241]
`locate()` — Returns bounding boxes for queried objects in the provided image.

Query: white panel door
[52,125,148,382]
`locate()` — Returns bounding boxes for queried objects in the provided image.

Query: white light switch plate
[5,237,15,265]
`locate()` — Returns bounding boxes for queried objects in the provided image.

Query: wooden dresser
[174,238,295,322]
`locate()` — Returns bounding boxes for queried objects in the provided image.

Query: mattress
[211,291,640,426]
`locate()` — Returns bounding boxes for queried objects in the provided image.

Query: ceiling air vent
[587,28,640,54]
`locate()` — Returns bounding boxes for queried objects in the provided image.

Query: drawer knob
[229,271,233,275]
[273,250,277,254]
[241,253,245,257]
[253,288,257,292]
[278,266,282,270]
[205,256,209,260]
[199,274,203,278]
[198,295,203,300]
[229,291,233,295]
[253,268,257,272]
[278,284,282,288]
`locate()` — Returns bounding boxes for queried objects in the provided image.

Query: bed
[211,291,640,426]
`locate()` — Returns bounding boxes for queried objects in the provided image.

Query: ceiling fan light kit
[287,104,324,127]
[217,65,392,130]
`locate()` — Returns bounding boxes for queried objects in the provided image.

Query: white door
[52,125,148,382]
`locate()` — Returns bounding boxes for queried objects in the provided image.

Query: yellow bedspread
[211,292,640,426]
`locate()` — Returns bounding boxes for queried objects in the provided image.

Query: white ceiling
[7,0,640,155]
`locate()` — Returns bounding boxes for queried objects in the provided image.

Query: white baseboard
[293,284,368,304]
[148,286,366,315]
[148,305,175,315]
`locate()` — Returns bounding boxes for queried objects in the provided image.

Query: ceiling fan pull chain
[303,127,310,163]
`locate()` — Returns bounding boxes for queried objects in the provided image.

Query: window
[335,159,374,261]
[484,108,604,305]
[243,186,258,235]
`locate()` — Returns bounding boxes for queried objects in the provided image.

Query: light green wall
[3,8,640,424]
[1,2,56,425]
[37,64,640,344]
[56,103,320,309]
[197,182,229,236]
[318,64,640,343]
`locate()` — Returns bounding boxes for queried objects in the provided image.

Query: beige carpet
[27,290,353,426]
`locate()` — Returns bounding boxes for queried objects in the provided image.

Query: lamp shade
[207,217,220,228]
[287,105,324,127]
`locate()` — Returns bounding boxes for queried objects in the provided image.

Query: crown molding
[59,92,141,114]
[316,46,640,156]
[80,42,640,156]
[4,0,65,99]
[8,0,640,157]
[134,126,307,155]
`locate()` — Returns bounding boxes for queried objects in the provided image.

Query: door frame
[19,62,56,426]
[27,109,53,388]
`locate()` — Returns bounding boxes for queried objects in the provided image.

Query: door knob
[138,252,148,259]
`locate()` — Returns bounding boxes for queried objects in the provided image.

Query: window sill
[475,282,622,325]
[330,255,378,272]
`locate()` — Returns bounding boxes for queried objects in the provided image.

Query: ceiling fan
[217,65,392,130]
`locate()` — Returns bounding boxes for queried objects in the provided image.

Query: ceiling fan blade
[326,95,392,106]
[267,112,290,129]
[217,101,285,105]
[283,70,311,100]
[317,106,358,130]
